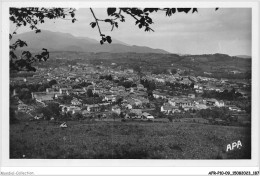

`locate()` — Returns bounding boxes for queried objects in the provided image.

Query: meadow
[10,120,251,159]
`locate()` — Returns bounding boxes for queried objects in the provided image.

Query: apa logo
[226,140,242,152]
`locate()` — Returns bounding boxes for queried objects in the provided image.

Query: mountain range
[12,30,169,54]
[234,55,251,59]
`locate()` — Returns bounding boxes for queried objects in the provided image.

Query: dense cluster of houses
[11,62,250,123]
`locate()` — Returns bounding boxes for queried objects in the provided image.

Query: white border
[1,0,259,174]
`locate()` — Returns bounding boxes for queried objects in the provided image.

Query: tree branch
[121,8,139,21]
[90,8,103,36]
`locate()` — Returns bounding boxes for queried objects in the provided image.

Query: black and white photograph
[1,0,260,175]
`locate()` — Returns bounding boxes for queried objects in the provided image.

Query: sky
[12,8,252,56]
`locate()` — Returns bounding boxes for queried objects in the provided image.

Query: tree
[87,89,94,97]
[36,102,61,120]
[18,88,32,102]
[171,68,177,74]
[49,79,57,87]
[10,8,76,72]
[47,102,61,117]
[116,97,123,105]
[36,106,52,120]
[111,112,119,121]
[59,95,73,104]
[9,7,218,72]
[168,115,174,122]
[74,112,84,120]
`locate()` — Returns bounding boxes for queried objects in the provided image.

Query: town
[10,57,251,127]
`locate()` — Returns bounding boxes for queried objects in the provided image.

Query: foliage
[18,88,32,103]
[117,80,133,88]
[110,113,119,120]
[140,79,156,91]
[74,112,84,120]
[10,107,18,124]
[197,107,231,120]
[82,97,103,105]
[36,102,61,120]
[9,8,76,72]
[89,8,209,44]
[202,88,243,101]
[78,82,92,88]
[152,68,169,75]
[99,74,113,81]
[87,89,94,97]
[116,97,123,105]
[167,115,174,122]
[48,79,57,87]
[58,95,73,104]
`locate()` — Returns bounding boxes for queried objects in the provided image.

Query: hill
[11,30,169,54]
[235,55,251,59]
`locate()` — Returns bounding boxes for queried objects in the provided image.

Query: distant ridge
[235,55,251,59]
[12,30,170,54]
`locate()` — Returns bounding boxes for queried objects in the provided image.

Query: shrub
[168,116,173,122]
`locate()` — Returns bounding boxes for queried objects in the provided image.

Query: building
[228,105,241,112]
[188,94,195,99]
[112,105,121,115]
[71,98,82,106]
[46,88,55,93]
[103,95,116,102]
[18,104,28,112]
[206,99,225,107]
[153,91,167,99]
[85,104,100,112]
[141,112,154,119]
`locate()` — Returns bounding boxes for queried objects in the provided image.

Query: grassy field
[10,120,251,159]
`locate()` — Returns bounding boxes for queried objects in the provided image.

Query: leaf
[115,22,118,28]
[171,8,176,14]
[106,36,112,44]
[90,22,96,28]
[166,9,172,16]
[100,40,104,45]
[192,8,198,13]
[104,19,113,25]
[177,8,191,13]
[215,8,219,11]
[35,29,41,33]
[107,8,116,16]
[71,12,75,18]
[9,16,15,22]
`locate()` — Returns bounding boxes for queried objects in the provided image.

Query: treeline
[207,72,251,80]
[10,72,34,78]
[100,75,137,89]
[165,81,194,90]
[10,80,59,103]
[140,79,156,91]
[99,75,113,81]
[197,107,231,120]
[202,88,243,101]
